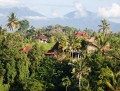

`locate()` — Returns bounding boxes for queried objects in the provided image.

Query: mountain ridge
[0,7,120,32]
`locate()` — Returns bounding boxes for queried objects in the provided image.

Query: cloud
[0,0,21,8]
[52,12,64,19]
[109,18,120,23]
[0,13,4,17]
[26,16,47,20]
[74,1,87,18]
[98,3,120,18]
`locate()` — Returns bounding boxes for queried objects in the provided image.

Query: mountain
[64,11,120,32]
[0,7,120,32]
[30,10,120,32]
[0,7,44,17]
[0,7,44,27]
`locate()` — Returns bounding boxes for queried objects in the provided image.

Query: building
[35,34,48,43]
[45,42,59,58]
[20,45,32,54]
[76,32,90,39]
[87,36,110,53]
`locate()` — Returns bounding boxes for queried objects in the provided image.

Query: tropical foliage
[0,13,120,91]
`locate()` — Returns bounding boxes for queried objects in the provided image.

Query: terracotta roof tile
[21,45,32,54]
[76,32,89,39]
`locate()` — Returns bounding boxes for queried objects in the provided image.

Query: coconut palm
[0,25,2,35]
[89,31,111,55]
[68,36,82,60]
[95,33,110,54]
[89,19,111,55]
[98,19,110,34]
[62,76,71,91]
[100,68,120,91]
[58,36,68,52]
[71,56,91,91]
[7,12,20,31]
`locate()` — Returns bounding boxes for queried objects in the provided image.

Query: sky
[0,0,120,22]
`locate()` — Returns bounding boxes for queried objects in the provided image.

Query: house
[101,43,110,52]
[45,42,67,60]
[45,42,83,61]
[45,42,59,58]
[20,45,32,54]
[87,36,110,53]
[76,32,90,39]
[87,37,97,53]
[35,34,48,43]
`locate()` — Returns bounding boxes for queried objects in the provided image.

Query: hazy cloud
[74,1,87,18]
[26,16,47,20]
[98,3,120,18]
[52,12,64,19]
[0,13,4,17]
[0,0,21,8]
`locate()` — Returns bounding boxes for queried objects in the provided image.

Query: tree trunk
[71,50,73,61]
[78,53,79,60]
[79,75,81,91]
[66,86,68,91]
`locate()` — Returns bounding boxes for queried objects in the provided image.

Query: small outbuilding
[35,34,48,43]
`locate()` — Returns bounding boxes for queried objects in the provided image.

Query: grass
[24,41,55,52]
[37,42,55,51]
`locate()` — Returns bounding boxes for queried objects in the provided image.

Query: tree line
[0,12,120,91]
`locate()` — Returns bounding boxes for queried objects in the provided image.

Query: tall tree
[94,33,110,55]
[62,76,71,91]
[7,12,20,31]
[98,19,111,34]
[71,55,91,91]
[0,26,2,35]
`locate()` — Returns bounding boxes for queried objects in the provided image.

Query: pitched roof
[76,32,89,39]
[45,42,59,55]
[35,35,48,40]
[20,45,32,54]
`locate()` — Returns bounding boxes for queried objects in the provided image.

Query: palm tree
[98,19,111,34]
[68,36,82,60]
[58,36,68,52]
[7,12,20,31]
[0,25,2,35]
[71,56,91,91]
[98,65,120,91]
[87,20,111,55]
[95,33,110,54]
[62,76,71,91]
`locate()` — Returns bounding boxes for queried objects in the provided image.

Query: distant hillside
[0,7,44,17]
[64,11,120,32]
[0,7,120,32]
[30,10,120,32]
[0,7,44,26]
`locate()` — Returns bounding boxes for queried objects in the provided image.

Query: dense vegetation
[0,13,120,91]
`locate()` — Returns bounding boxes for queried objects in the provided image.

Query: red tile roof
[76,32,89,39]
[21,45,32,54]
